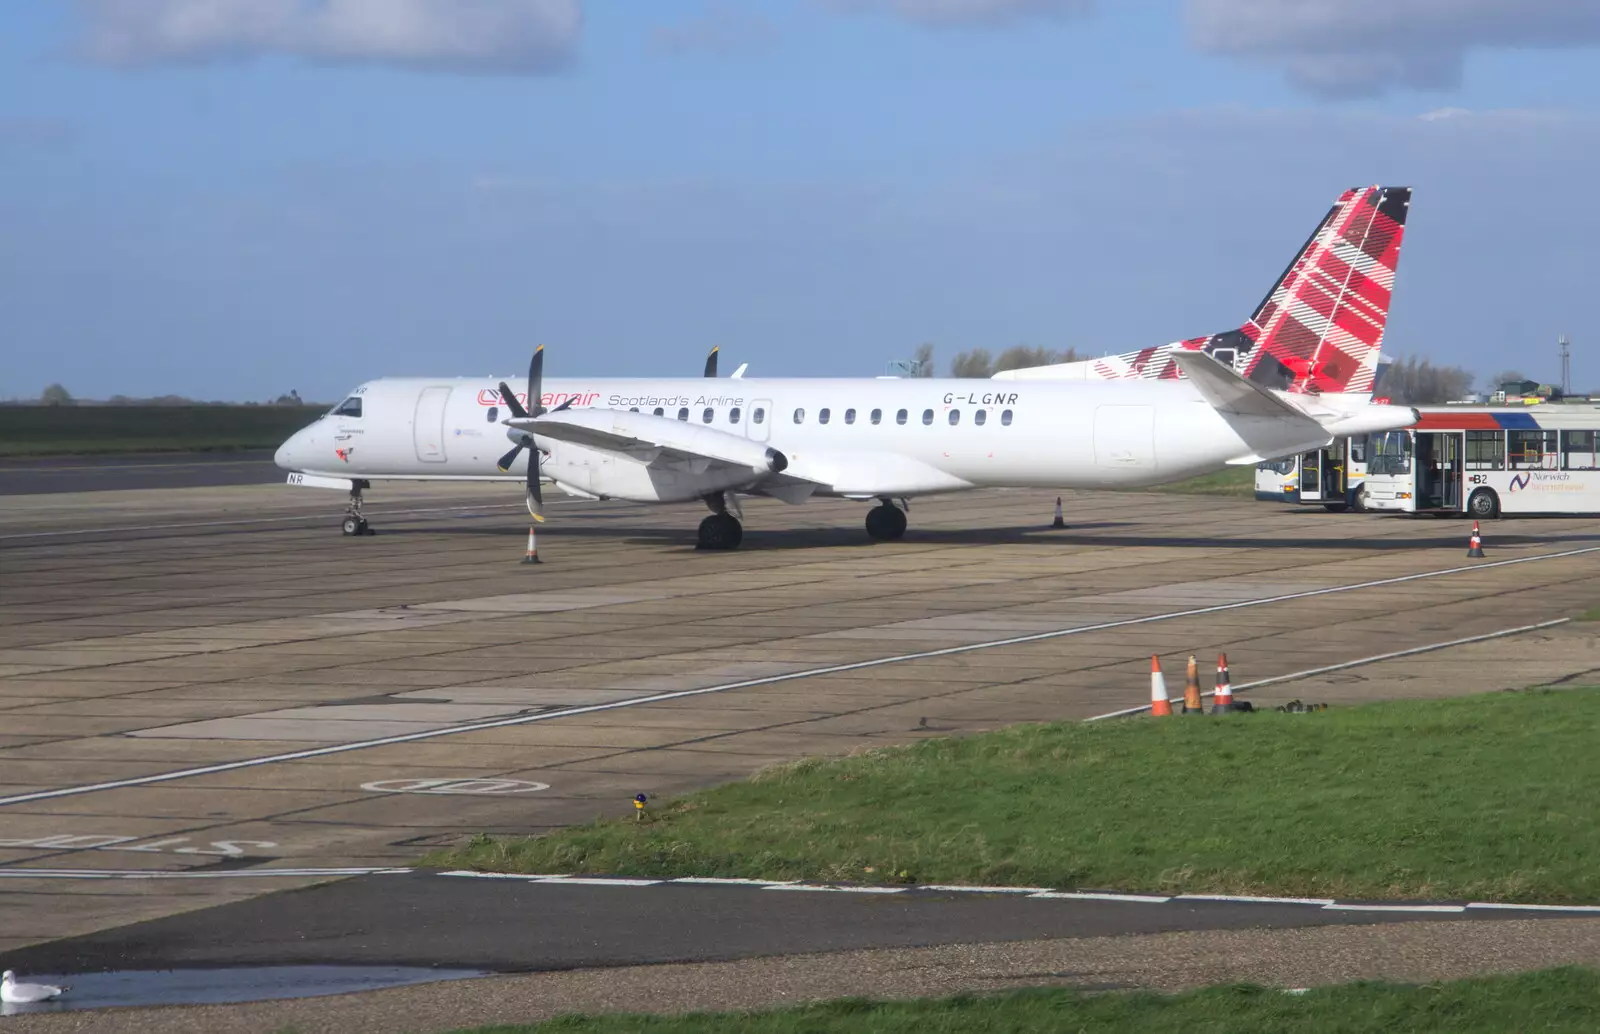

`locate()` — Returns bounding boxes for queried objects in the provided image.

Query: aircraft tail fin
[1024,186,1411,395]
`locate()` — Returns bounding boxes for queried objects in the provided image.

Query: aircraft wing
[507,409,797,479]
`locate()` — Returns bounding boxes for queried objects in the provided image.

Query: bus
[1254,436,1371,511]
[1360,405,1600,517]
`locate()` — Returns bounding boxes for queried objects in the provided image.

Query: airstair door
[414,386,452,463]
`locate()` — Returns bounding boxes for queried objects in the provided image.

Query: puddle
[0,965,491,1014]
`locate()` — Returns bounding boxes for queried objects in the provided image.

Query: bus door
[1415,431,1464,510]
[1298,449,1324,502]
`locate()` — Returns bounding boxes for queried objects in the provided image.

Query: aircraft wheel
[865,504,907,541]
[342,516,361,536]
[697,513,743,550]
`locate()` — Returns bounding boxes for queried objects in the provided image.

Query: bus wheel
[1467,488,1500,519]
[1352,487,1368,513]
[1322,502,1348,512]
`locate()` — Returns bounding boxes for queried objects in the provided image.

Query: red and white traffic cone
[1052,497,1065,528]
[1467,521,1485,558]
[522,525,542,564]
[1210,653,1235,713]
[1149,655,1172,717]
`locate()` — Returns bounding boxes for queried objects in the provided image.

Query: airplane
[274,184,1419,550]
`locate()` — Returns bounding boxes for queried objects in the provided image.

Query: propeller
[704,346,718,378]
[496,345,547,520]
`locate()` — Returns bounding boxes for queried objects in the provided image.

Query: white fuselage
[275,375,1357,503]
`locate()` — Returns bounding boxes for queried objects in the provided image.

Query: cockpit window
[331,396,363,418]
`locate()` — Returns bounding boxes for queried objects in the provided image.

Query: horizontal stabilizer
[1170,350,1303,420]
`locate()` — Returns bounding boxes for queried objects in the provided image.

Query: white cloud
[1188,0,1600,97]
[823,0,1092,27]
[76,0,582,74]
[652,4,779,56]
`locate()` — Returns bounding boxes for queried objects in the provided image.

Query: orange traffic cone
[522,525,542,564]
[1211,653,1235,713]
[1467,521,1485,558]
[1149,655,1171,716]
[1052,497,1065,528]
[1182,654,1205,714]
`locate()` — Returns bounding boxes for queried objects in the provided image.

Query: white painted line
[1085,617,1573,721]
[0,867,409,880]
[532,876,662,887]
[1029,891,1172,903]
[1,547,1595,809]
[1466,902,1600,913]
[670,877,798,886]
[1177,894,1336,906]
[764,884,909,894]
[919,885,1054,895]
[0,502,531,541]
[1322,903,1467,913]
[437,870,570,880]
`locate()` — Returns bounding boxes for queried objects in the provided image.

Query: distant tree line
[3,385,320,407]
[1374,357,1475,405]
[905,344,1082,378]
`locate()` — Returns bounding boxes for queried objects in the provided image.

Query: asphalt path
[0,452,282,495]
[0,873,1527,976]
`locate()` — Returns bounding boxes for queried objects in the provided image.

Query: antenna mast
[1558,334,1571,396]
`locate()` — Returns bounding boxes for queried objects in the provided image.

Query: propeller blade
[551,396,576,413]
[496,442,525,472]
[529,344,546,417]
[497,382,528,420]
[704,346,719,378]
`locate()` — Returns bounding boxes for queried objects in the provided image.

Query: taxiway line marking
[0,501,539,541]
[1082,617,1573,722]
[0,545,1595,809]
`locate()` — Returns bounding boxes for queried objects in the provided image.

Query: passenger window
[1001,409,1014,426]
[896,409,908,425]
[654,407,664,417]
[702,407,714,423]
[629,407,639,413]
[794,408,805,423]
[754,408,765,424]
[819,408,831,425]
[486,405,498,423]
[730,407,741,424]
[871,409,882,425]
[948,410,960,426]
[678,407,690,421]
[921,409,934,425]
[975,409,987,426]
[845,408,856,425]
[332,396,363,418]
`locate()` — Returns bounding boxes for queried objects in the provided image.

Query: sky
[2,0,1599,402]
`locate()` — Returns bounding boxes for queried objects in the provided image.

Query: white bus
[1254,437,1371,511]
[1361,405,1600,518]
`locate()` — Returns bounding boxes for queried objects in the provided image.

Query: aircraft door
[414,386,452,463]
[746,398,773,443]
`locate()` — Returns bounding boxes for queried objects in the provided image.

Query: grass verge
[447,967,1600,1034]
[428,689,1600,903]
[0,406,324,457]
[1134,466,1256,497]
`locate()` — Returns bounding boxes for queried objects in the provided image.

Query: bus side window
[1509,429,1559,470]
[1563,430,1600,470]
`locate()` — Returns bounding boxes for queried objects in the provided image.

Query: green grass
[1578,606,1600,622]
[428,689,1600,903]
[448,968,1600,1034]
[0,405,324,457]
[1136,466,1256,497]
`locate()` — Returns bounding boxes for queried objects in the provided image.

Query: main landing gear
[697,492,743,550]
[341,480,374,536]
[865,499,908,541]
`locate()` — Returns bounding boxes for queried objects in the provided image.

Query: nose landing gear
[341,480,374,536]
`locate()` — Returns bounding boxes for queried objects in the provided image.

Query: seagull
[1,970,68,1003]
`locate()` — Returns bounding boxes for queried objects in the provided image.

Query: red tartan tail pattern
[1085,185,1411,394]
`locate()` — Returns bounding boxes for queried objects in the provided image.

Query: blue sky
[3,0,1598,401]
